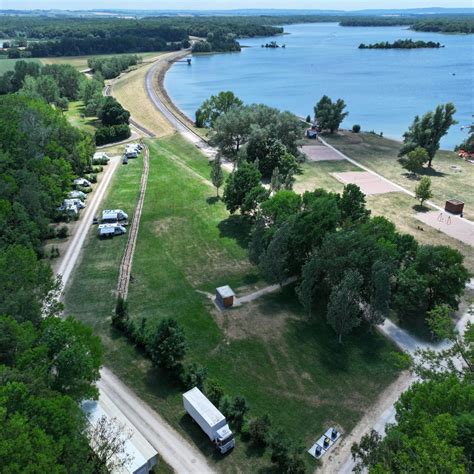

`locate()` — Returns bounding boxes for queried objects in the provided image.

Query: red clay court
[301,144,345,162]
[332,171,401,195]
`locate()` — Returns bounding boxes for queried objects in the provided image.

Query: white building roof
[216,285,235,298]
[183,387,224,427]
[83,392,157,474]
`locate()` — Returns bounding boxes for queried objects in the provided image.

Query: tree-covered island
[359,39,443,49]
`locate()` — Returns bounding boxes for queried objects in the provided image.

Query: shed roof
[83,392,157,474]
[216,285,235,298]
[183,387,224,427]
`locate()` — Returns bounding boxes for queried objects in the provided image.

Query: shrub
[181,363,208,391]
[49,246,60,259]
[352,124,361,133]
[57,225,69,239]
[95,124,131,146]
[248,414,272,447]
[206,379,225,407]
[306,114,311,123]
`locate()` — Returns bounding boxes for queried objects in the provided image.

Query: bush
[205,379,225,406]
[95,124,131,145]
[49,246,60,259]
[181,363,208,391]
[306,114,311,123]
[93,166,103,173]
[352,124,361,133]
[86,173,97,184]
[57,225,69,239]
[248,414,272,447]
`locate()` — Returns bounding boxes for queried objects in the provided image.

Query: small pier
[168,58,192,65]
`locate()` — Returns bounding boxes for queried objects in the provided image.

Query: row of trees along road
[0,92,134,471]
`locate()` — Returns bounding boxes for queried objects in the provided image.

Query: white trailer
[183,387,235,454]
[101,209,129,224]
[74,177,92,187]
[98,223,126,238]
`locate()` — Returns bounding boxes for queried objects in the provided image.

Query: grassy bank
[41,51,165,70]
[65,100,99,134]
[65,134,401,472]
[0,57,42,73]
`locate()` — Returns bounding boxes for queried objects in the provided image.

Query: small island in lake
[359,39,443,49]
[261,41,286,48]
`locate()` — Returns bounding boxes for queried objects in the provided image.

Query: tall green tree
[415,176,433,207]
[399,103,457,167]
[339,183,370,225]
[195,91,242,128]
[297,253,321,317]
[223,161,262,214]
[210,156,224,197]
[398,146,429,175]
[327,269,363,343]
[98,96,130,126]
[147,318,188,372]
[314,95,349,133]
[259,222,291,286]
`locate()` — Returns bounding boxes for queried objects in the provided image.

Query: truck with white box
[183,387,235,454]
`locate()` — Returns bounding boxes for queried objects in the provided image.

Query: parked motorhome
[183,387,235,454]
[65,198,85,210]
[101,209,129,224]
[124,145,139,158]
[98,223,126,238]
[57,201,78,215]
[93,152,110,164]
[74,177,92,187]
[68,190,87,201]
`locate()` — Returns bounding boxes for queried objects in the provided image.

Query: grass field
[65,134,401,472]
[0,57,42,73]
[65,101,99,134]
[41,51,165,70]
[111,62,174,138]
[323,132,474,220]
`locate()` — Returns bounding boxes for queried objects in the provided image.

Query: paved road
[99,368,214,474]
[145,56,217,159]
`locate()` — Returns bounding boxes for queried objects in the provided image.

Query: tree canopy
[314,95,349,133]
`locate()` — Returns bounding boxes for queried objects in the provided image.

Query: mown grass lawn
[0,57,42,74]
[323,131,474,220]
[65,101,100,134]
[65,134,401,472]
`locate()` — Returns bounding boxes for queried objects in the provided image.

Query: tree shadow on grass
[218,215,254,249]
[412,204,430,213]
[419,166,447,178]
[206,196,220,205]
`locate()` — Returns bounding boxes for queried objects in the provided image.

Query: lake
[165,23,474,149]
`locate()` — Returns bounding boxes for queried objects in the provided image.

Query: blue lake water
[165,23,474,149]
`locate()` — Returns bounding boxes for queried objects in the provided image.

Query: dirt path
[57,156,121,293]
[117,145,150,298]
[99,368,214,474]
[237,277,297,304]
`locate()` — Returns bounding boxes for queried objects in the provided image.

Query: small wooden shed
[216,285,235,308]
[445,199,464,215]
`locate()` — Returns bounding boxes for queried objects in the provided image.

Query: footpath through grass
[65,134,401,473]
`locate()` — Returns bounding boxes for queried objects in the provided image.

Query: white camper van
[183,387,235,454]
[101,209,128,224]
[74,177,92,187]
[98,223,126,238]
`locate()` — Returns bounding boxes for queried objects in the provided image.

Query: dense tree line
[0,90,110,471]
[192,30,241,53]
[359,39,442,49]
[0,94,94,252]
[412,18,474,34]
[87,54,141,79]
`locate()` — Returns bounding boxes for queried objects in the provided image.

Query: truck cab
[216,425,235,454]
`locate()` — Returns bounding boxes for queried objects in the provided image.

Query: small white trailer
[101,209,129,224]
[74,177,92,187]
[183,387,235,454]
[68,190,87,201]
[98,223,126,238]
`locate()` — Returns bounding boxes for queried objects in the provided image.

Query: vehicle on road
[74,177,92,187]
[98,223,126,238]
[183,387,235,454]
[101,209,129,224]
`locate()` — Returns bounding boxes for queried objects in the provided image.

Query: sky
[3,1,473,11]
